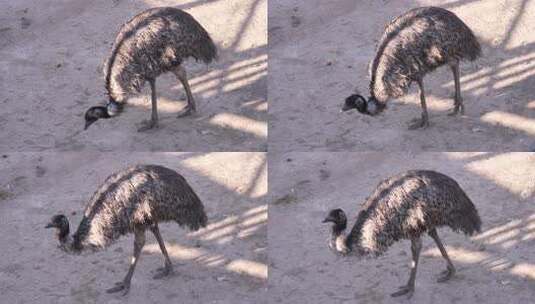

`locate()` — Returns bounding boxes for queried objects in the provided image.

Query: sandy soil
[0,152,267,303]
[269,152,535,303]
[269,0,535,151]
[0,0,266,152]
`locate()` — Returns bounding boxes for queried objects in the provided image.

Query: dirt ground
[269,152,535,304]
[0,152,267,304]
[0,0,266,152]
[269,0,535,151]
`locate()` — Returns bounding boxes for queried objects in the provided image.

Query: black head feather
[322,208,347,231]
[342,94,367,113]
[84,106,109,130]
[46,214,70,241]
[342,95,384,116]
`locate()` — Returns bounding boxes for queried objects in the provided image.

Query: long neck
[345,212,374,256]
[105,82,123,104]
[330,224,349,254]
[57,223,78,253]
[105,69,127,103]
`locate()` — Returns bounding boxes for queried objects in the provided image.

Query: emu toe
[391,285,414,298]
[106,281,130,295]
[176,106,195,118]
[437,266,455,283]
[153,265,174,280]
[137,119,159,132]
[408,117,430,130]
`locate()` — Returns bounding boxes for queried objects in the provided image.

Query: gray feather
[105,7,217,103]
[72,164,207,250]
[346,170,481,256]
[369,7,481,104]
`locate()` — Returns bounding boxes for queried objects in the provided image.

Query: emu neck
[345,215,375,256]
[105,74,127,103]
[331,225,349,254]
[58,223,70,244]
[57,224,79,253]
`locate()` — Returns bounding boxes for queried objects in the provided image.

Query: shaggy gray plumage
[370,7,480,103]
[105,7,216,103]
[343,7,481,128]
[323,170,481,298]
[46,164,207,295]
[84,7,217,131]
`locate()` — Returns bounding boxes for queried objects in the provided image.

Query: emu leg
[391,237,422,298]
[150,223,174,279]
[138,79,159,132]
[448,61,464,116]
[428,228,456,282]
[174,66,196,117]
[408,79,430,129]
[107,229,146,295]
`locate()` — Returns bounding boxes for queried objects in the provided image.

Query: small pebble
[520,188,532,200]
[290,15,301,28]
[20,17,31,29]
[35,166,46,177]
[200,130,216,136]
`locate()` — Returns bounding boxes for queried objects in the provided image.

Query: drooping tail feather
[179,190,208,231]
[449,191,482,236]
[169,173,208,232]
[196,33,217,64]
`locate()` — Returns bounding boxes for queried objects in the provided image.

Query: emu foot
[153,265,174,280]
[176,106,195,118]
[106,281,130,295]
[437,266,455,283]
[408,117,429,130]
[391,285,414,298]
[137,119,159,132]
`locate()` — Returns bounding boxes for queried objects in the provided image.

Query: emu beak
[341,104,352,112]
[84,120,95,130]
[45,223,54,228]
[322,216,334,223]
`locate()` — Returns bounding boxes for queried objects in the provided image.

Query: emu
[342,7,481,129]
[84,7,217,131]
[322,170,481,298]
[45,165,208,295]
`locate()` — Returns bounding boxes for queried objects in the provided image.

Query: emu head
[323,208,347,231]
[84,101,121,130]
[322,208,350,254]
[342,95,383,115]
[45,214,70,245]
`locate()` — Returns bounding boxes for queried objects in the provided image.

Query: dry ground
[269,152,535,303]
[269,0,535,151]
[0,152,267,303]
[0,0,266,151]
